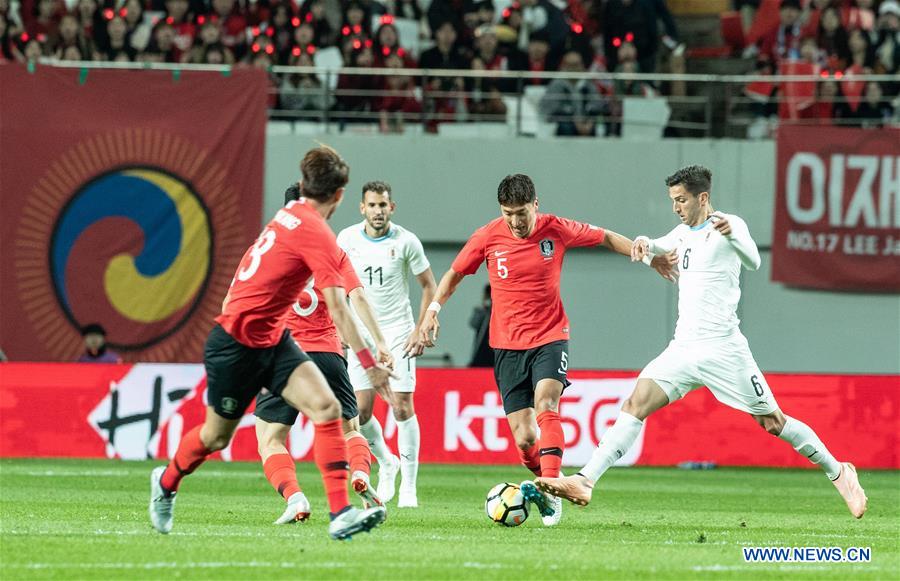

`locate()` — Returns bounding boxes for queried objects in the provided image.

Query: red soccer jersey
[216,199,345,347]
[451,213,605,350]
[287,250,362,355]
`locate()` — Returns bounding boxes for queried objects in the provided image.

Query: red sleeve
[451,227,487,275]
[555,216,606,248]
[339,251,363,294]
[299,219,345,289]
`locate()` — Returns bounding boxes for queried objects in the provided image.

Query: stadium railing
[37,60,900,138]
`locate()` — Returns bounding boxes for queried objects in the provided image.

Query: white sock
[396,415,420,492]
[579,412,643,484]
[360,416,393,467]
[778,416,842,480]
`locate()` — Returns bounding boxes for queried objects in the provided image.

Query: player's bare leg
[150,408,238,533]
[536,379,668,506]
[282,362,386,539]
[357,388,401,503]
[393,393,420,508]
[344,416,383,509]
[256,419,311,524]
[755,409,867,519]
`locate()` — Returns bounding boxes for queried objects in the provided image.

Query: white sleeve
[405,233,430,276]
[723,215,761,271]
[336,228,350,252]
[644,225,683,254]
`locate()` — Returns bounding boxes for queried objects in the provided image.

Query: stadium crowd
[0,0,897,131]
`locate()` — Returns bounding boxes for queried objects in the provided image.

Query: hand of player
[711,212,732,237]
[366,364,397,406]
[375,342,394,369]
[651,251,679,283]
[402,330,425,359]
[631,237,650,262]
[418,311,440,347]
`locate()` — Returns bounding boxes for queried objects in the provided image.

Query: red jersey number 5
[497,257,508,279]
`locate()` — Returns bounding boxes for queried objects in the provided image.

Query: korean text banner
[0,66,267,361]
[772,125,900,292]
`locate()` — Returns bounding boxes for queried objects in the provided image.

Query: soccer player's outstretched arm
[413,269,466,352]
[323,286,396,404]
[712,213,761,270]
[402,268,438,357]
[600,228,679,282]
[348,288,394,369]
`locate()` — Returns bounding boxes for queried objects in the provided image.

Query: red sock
[347,435,371,477]
[263,453,301,500]
[536,411,564,478]
[517,443,542,476]
[313,419,350,514]
[160,426,212,493]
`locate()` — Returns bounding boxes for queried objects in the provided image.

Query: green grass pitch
[1,459,897,579]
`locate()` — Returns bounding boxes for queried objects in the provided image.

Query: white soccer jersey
[337,221,430,332]
[645,212,761,341]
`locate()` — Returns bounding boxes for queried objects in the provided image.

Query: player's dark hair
[362,180,392,199]
[284,182,302,205]
[80,323,107,337]
[497,174,536,206]
[665,165,712,197]
[299,146,350,201]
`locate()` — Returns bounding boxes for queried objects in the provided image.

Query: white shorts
[639,332,779,415]
[348,328,416,393]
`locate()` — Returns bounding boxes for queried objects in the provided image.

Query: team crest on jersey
[539,239,555,257]
[390,247,397,260]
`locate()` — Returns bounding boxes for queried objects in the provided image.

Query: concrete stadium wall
[264,134,900,374]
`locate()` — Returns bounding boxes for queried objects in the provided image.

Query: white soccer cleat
[328,506,387,541]
[542,493,563,526]
[376,454,400,503]
[397,488,418,508]
[832,462,868,519]
[352,471,384,510]
[149,466,176,534]
[519,480,558,525]
[274,491,311,525]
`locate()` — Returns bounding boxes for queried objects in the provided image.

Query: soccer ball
[485,482,529,527]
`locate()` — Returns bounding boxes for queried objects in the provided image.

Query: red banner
[0,66,267,362]
[1,364,897,469]
[772,126,900,292]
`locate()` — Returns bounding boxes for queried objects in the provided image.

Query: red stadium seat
[721,11,746,51]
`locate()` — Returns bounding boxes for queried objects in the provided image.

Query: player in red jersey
[149,147,395,541]
[413,174,674,526]
[255,184,396,523]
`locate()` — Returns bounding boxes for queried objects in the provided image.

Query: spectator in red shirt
[524,30,551,85]
[211,0,247,55]
[26,0,62,40]
[374,20,416,66]
[375,51,422,132]
[164,0,195,58]
[335,42,379,124]
[758,0,804,65]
